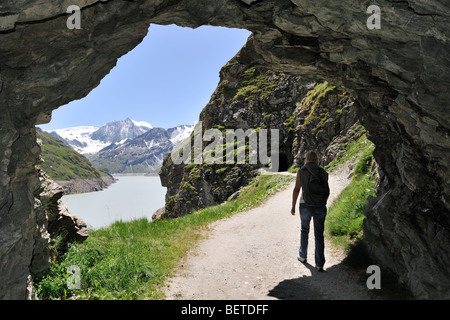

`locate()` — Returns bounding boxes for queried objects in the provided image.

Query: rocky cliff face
[159,63,299,218]
[159,59,360,219]
[0,0,449,299]
[31,170,88,288]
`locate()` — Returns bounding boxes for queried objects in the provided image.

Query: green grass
[325,171,376,246]
[324,131,373,173]
[301,81,336,128]
[35,173,295,300]
[232,67,286,102]
[325,138,376,247]
[285,81,338,133]
[323,142,414,299]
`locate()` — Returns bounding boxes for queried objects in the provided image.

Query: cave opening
[34,21,385,299]
[1,0,448,301]
[37,24,252,229]
[277,153,290,172]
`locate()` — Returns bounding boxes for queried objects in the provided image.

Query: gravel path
[164,169,371,300]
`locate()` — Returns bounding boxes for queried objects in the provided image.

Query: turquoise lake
[62,176,166,229]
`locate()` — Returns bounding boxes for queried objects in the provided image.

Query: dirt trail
[164,169,371,300]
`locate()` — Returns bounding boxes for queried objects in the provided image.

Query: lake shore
[56,175,116,195]
[112,172,159,177]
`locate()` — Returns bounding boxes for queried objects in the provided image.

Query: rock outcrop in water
[0,0,449,299]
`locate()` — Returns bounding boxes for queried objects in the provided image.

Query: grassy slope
[35,173,295,300]
[37,130,108,181]
[325,135,376,246]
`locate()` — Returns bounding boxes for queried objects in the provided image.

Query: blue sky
[40,24,251,131]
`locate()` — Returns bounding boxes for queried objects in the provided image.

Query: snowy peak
[168,124,194,147]
[130,119,153,130]
[50,126,110,154]
[46,118,156,154]
[90,118,154,144]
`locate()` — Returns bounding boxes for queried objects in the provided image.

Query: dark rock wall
[0,0,448,299]
[159,63,302,218]
[34,171,89,279]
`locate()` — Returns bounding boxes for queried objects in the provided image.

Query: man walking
[291,151,330,271]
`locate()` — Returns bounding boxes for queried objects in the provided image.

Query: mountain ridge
[36,129,116,195]
[41,118,194,174]
[46,117,155,154]
[89,124,194,174]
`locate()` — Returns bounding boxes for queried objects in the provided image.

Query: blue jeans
[299,203,327,268]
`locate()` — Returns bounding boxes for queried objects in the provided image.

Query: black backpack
[301,165,330,207]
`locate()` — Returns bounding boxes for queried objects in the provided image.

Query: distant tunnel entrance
[277,153,290,172]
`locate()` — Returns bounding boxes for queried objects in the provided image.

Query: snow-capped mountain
[50,126,110,154]
[49,118,155,154]
[89,125,195,174]
[167,124,194,147]
[90,128,176,174]
[43,118,194,174]
[90,118,153,145]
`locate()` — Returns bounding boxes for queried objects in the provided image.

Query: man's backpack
[301,165,330,207]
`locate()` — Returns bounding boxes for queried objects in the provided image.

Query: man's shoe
[297,255,307,263]
[316,266,324,272]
